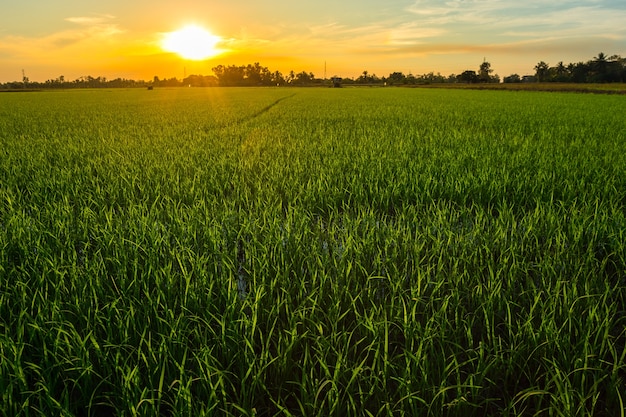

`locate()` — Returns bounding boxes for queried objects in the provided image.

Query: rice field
[1,87,625,416]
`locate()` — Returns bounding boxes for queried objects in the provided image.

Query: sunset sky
[2,0,625,82]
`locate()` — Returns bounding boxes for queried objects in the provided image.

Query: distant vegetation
[2,52,625,89]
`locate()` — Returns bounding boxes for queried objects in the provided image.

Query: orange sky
[1,1,625,82]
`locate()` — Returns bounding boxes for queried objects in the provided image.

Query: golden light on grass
[161,24,223,60]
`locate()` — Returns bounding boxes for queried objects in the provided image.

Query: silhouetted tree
[534,61,550,82]
[183,74,218,87]
[357,70,380,84]
[554,61,568,82]
[478,61,493,82]
[271,70,285,86]
[212,65,245,86]
[386,72,406,85]
[458,70,478,83]
[606,55,626,82]
[292,71,316,86]
[503,74,521,83]
[569,62,589,83]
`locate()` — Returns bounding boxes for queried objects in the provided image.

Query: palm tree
[534,61,549,82]
[593,52,608,81]
[555,62,567,82]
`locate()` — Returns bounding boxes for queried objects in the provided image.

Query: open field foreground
[1,88,625,416]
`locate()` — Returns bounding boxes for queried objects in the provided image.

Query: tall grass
[1,87,625,416]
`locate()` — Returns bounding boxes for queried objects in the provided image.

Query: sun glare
[162,25,222,60]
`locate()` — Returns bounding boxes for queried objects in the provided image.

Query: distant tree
[458,70,478,83]
[356,70,372,84]
[271,70,285,86]
[606,55,626,82]
[569,61,590,83]
[534,61,550,82]
[553,61,569,82]
[503,74,521,83]
[414,72,446,84]
[292,71,316,86]
[387,72,406,85]
[592,52,608,82]
[162,77,181,87]
[330,76,343,88]
[212,65,245,86]
[244,62,273,85]
[183,74,218,87]
[478,60,494,82]
[211,63,278,86]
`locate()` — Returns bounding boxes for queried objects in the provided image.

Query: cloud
[65,14,117,25]
[406,0,626,32]
[0,14,126,60]
[387,23,447,46]
[358,34,624,63]
[64,14,124,38]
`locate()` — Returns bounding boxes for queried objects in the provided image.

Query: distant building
[330,77,342,88]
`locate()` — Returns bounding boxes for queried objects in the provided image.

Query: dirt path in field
[242,93,297,124]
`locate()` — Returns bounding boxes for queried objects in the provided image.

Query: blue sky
[1,0,625,82]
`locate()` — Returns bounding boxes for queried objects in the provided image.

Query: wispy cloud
[406,0,626,35]
[64,14,124,39]
[0,14,126,60]
[65,14,117,25]
[387,23,447,46]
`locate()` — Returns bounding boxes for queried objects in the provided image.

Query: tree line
[528,53,625,83]
[1,75,149,90]
[2,52,624,89]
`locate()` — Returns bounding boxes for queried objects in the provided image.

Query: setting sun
[161,25,222,60]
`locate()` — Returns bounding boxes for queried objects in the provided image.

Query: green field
[1,87,625,416]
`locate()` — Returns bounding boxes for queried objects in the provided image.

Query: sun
[161,25,222,60]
